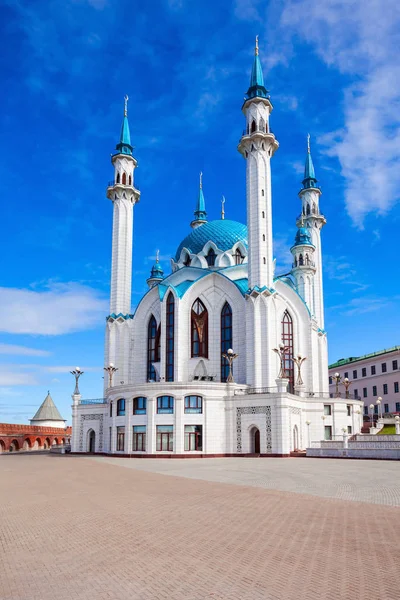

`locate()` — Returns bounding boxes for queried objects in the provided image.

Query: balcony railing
[234,388,361,399]
[80,398,107,405]
[235,387,278,395]
[107,181,140,190]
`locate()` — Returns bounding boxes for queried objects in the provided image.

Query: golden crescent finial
[124,95,129,117]
[255,35,259,56]
[156,249,159,262]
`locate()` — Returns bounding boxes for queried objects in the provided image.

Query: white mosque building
[71,40,363,456]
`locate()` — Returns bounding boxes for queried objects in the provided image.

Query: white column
[126,398,133,454]
[174,395,184,453]
[147,397,156,454]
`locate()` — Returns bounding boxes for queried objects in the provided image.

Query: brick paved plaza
[1,456,400,600]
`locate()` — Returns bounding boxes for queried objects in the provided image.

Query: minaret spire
[302,134,317,189]
[246,35,269,100]
[116,95,133,156]
[191,171,207,229]
[221,195,225,220]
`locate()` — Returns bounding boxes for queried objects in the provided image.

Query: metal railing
[107,181,139,189]
[80,398,107,405]
[235,387,278,395]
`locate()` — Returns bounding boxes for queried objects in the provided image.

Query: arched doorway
[43,438,51,450]
[9,439,19,452]
[33,438,41,450]
[0,440,5,453]
[88,429,96,453]
[23,439,31,451]
[293,425,299,451]
[250,427,260,454]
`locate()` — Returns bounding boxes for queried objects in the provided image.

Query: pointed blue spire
[302,134,318,189]
[246,36,269,100]
[191,172,207,228]
[115,95,133,156]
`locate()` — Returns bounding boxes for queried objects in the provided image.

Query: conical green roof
[31,392,65,422]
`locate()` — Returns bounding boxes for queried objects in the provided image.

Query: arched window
[117,398,126,416]
[147,315,157,381]
[156,324,161,362]
[206,248,216,267]
[259,117,265,131]
[116,172,120,184]
[234,248,244,265]
[183,253,191,267]
[262,211,265,218]
[313,203,317,214]
[263,257,266,264]
[166,293,175,381]
[261,189,264,196]
[109,402,112,417]
[191,299,208,358]
[282,311,294,393]
[306,203,311,215]
[294,256,297,267]
[221,302,232,382]
[122,172,127,185]
[262,234,265,241]
[251,119,256,133]
[129,174,132,185]
[299,254,304,266]
[133,397,147,415]
[305,254,310,265]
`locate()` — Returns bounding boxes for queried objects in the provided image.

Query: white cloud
[279,0,400,225]
[0,344,51,357]
[0,282,107,335]
[0,369,38,386]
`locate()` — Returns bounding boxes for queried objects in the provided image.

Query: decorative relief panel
[289,406,302,448]
[79,414,104,452]
[236,406,272,453]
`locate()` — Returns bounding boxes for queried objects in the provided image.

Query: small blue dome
[175,219,248,262]
[150,262,164,278]
[294,226,313,247]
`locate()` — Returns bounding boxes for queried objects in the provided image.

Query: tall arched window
[117,398,126,416]
[282,311,294,393]
[191,299,208,358]
[116,172,120,183]
[156,324,161,362]
[147,315,157,381]
[166,293,175,381]
[128,174,132,185]
[206,248,216,266]
[306,203,311,215]
[122,172,127,184]
[234,249,244,265]
[221,302,232,382]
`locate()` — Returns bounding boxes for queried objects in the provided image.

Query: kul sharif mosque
[71,39,363,456]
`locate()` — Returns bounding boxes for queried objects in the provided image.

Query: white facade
[72,42,363,456]
[329,347,400,417]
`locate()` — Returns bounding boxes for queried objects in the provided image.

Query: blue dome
[175,219,248,262]
[150,262,164,278]
[293,226,313,247]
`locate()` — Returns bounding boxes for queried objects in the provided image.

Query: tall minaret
[297,135,326,327]
[106,96,140,315]
[191,172,207,229]
[238,37,279,290]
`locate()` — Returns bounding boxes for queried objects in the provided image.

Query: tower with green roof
[238,36,279,291]
[296,135,326,328]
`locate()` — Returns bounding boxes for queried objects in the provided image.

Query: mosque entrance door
[250,427,260,454]
[88,429,96,453]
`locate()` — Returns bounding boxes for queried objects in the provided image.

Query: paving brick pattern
[1,455,400,600]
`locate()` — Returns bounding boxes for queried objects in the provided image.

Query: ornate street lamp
[332,372,341,398]
[70,366,84,395]
[305,420,311,447]
[369,403,375,427]
[293,354,307,386]
[222,348,238,383]
[104,363,118,388]
[272,343,290,378]
[376,396,382,419]
[343,377,352,399]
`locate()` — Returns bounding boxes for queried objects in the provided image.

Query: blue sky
[1,0,399,424]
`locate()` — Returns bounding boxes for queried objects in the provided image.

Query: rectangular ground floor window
[132,426,146,451]
[184,425,202,451]
[156,425,173,451]
[347,425,352,434]
[117,426,125,451]
[324,426,332,440]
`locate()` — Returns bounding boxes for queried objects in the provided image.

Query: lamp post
[376,396,382,419]
[70,366,84,394]
[293,354,307,386]
[306,420,311,447]
[104,363,118,388]
[272,343,290,378]
[369,403,375,428]
[343,377,352,399]
[222,348,238,383]
[332,372,341,398]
